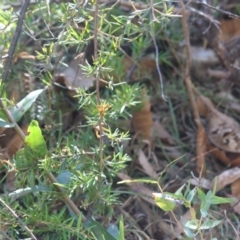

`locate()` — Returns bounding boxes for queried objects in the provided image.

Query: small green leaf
[24,120,47,161]
[210,195,235,205]
[199,220,222,230]
[10,89,45,122]
[175,184,185,195]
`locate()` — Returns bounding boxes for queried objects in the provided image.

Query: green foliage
[152,183,234,239]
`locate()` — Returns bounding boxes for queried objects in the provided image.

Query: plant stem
[2,0,30,84]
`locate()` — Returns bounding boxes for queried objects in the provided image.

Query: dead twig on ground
[179,0,207,176]
[197,1,240,19]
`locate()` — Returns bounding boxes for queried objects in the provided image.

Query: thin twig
[1,0,30,84]
[93,2,100,105]
[93,0,104,173]
[0,229,12,240]
[197,1,240,19]
[224,210,240,239]
[0,196,37,240]
[149,0,167,101]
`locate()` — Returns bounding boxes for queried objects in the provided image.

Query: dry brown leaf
[226,194,240,215]
[209,145,231,165]
[117,172,156,206]
[152,120,175,144]
[0,128,16,149]
[13,51,36,63]
[165,147,183,160]
[21,73,35,94]
[138,150,158,179]
[211,167,240,192]
[220,19,240,42]
[188,177,211,190]
[136,199,155,237]
[196,96,212,117]
[55,54,95,97]
[0,150,9,160]
[174,209,192,235]
[231,178,240,198]
[122,56,157,81]
[4,170,17,192]
[231,157,240,166]
[6,125,28,158]
[157,220,176,239]
[198,96,240,153]
[132,98,153,139]
[196,125,207,176]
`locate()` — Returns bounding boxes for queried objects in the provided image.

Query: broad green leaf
[10,89,45,122]
[84,217,117,240]
[56,171,73,185]
[186,188,197,202]
[197,188,206,201]
[199,220,222,230]
[206,190,213,200]
[185,220,201,230]
[200,199,210,218]
[175,184,185,196]
[210,195,235,205]
[0,118,15,127]
[201,191,214,217]
[24,120,47,161]
[107,224,118,239]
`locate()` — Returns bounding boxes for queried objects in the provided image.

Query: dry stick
[179,0,206,174]
[0,99,84,220]
[197,1,240,19]
[93,0,104,173]
[98,0,181,16]
[0,230,12,240]
[149,0,167,101]
[1,0,30,84]
[179,1,201,127]
[0,196,37,240]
